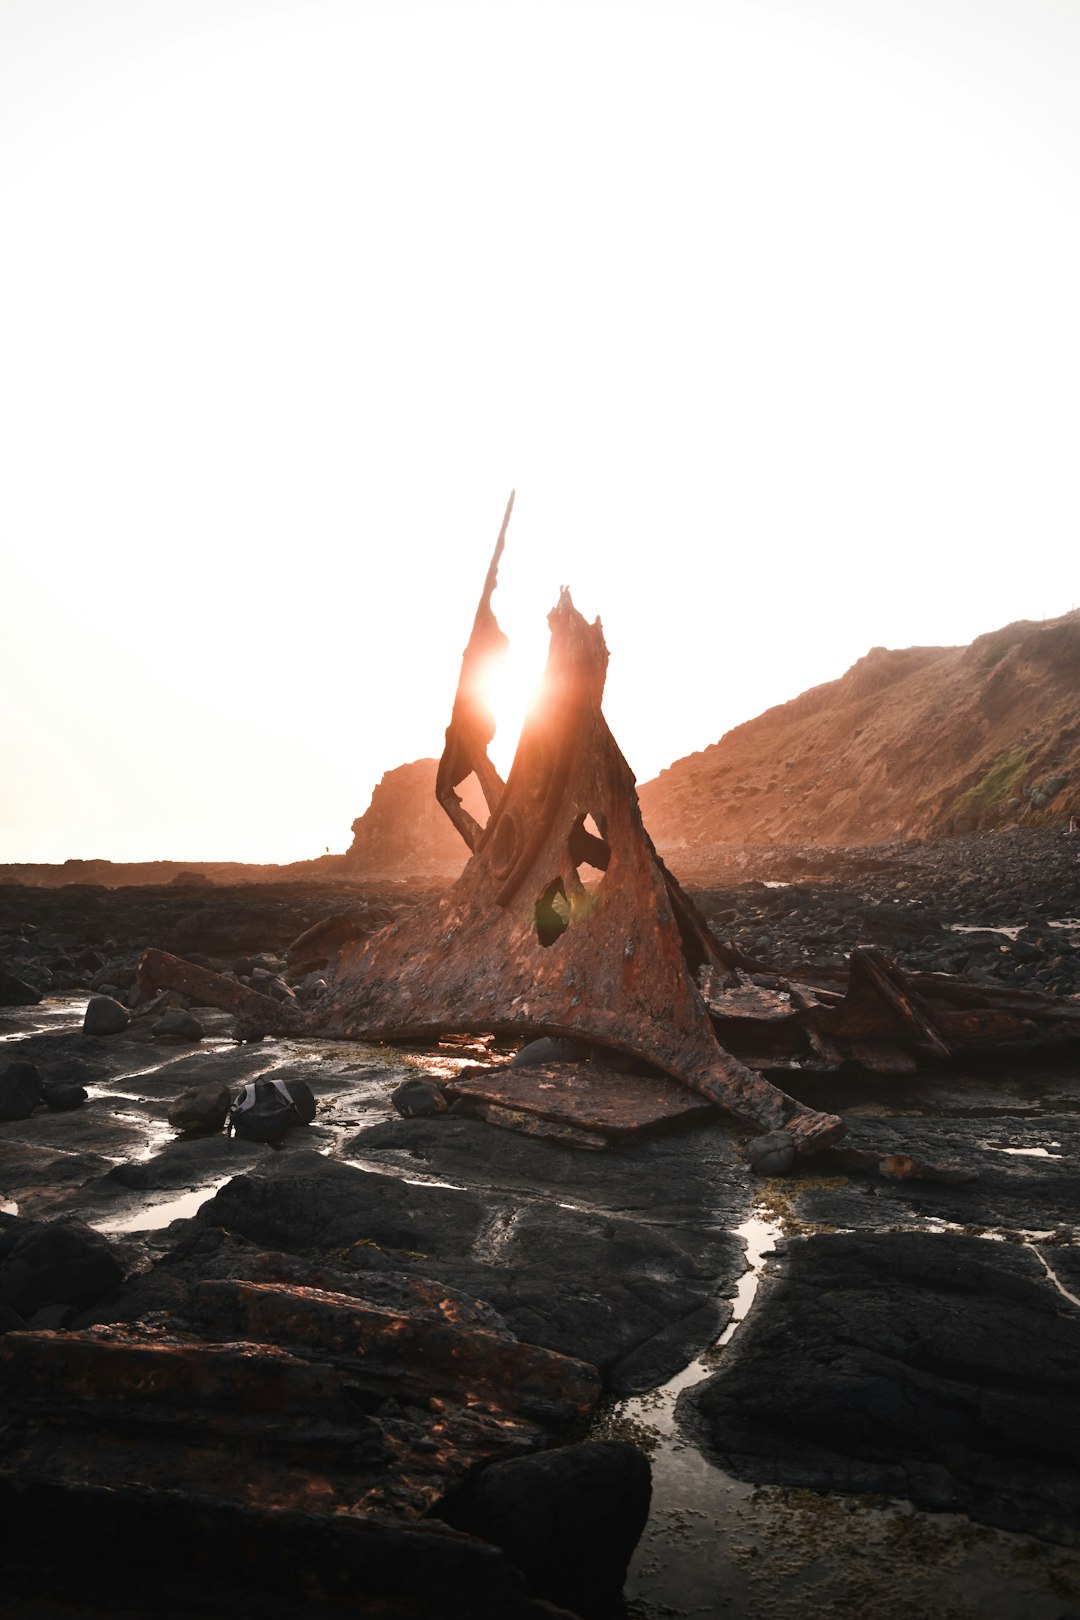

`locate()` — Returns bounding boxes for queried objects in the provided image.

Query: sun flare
[481,649,546,780]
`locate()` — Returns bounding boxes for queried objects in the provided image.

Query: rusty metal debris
[137,498,1080,1169]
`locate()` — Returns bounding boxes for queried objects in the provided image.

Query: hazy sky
[2,0,1077,863]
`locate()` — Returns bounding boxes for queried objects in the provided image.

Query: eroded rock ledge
[679,1230,1080,1546]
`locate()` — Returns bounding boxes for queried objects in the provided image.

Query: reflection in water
[595,1210,1080,1619]
[95,1178,231,1233]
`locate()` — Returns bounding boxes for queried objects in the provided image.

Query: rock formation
[346,759,488,876]
[639,609,1080,851]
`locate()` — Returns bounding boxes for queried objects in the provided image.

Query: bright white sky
[1,0,1078,863]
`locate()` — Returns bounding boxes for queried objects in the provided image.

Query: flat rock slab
[0,1142,119,1219]
[784,1110,1080,1233]
[679,1230,1080,1545]
[450,1059,716,1139]
[188,1147,746,1392]
[345,1114,751,1226]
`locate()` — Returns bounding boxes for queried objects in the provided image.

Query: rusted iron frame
[433,491,514,852]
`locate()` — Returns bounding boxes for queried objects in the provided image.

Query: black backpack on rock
[228,1076,316,1145]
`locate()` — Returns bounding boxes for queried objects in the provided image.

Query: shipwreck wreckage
[139,495,1080,1177]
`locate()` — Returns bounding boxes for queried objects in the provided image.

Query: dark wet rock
[78,1226,518,1337]
[1,1233,601,1619]
[0,1143,118,1217]
[41,1082,87,1112]
[0,970,41,1006]
[82,995,130,1036]
[392,1077,448,1117]
[1045,1244,1080,1297]
[192,1145,744,1388]
[0,1218,125,1318]
[438,1441,651,1617]
[26,1301,75,1330]
[134,987,192,1020]
[680,1231,1080,1545]
[746,1130,796,1176]
[183,1273,598,1429]
[105,1133,260,1190]
[0,1061,45,1120]
[782,1110,1080,1233]
[120,1044,283,1096]
[151,1009,204,1042]
[1,1486,565,1620]
[511,1035,586,1067]
[347,1114,750,1225]
[608,1300,731,1396]
[196,1151,487,1258]
[167,1082,230,1135]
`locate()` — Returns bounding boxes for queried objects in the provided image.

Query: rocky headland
[639,608,1080,851]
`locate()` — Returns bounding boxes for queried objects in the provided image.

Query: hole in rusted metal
[569,811,610,890]
[458,771,491,834]
[535,877,571,947]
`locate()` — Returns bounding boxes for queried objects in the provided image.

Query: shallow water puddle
[593,1207,1080,1619]
[93,1178,231,1234]
[0,995,89,1041]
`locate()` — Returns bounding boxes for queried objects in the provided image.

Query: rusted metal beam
[136,949,304,1035]
[434,490,514,851]
[800,947,950,1063]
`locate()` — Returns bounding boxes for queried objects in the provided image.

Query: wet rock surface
[679,1231,1080,1546]
[1,834,1079,1615]
[437,1440,652,1618]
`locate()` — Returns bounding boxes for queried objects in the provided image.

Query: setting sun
[481,646,546,781]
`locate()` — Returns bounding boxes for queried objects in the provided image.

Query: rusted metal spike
[435,491,515,849]
[314,588,844,1157]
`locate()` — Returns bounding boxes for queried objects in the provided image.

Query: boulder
[41,1082,88,1112]
[168,1083,230,1136]
[82,996,130,1037]
[511,1036,586,1068]
[439,1441,651,1616]
[152,1010,205,1043]
[0,970,41,1007]
[746,1130,796,1176]
[392,1078,448,1118]
[0,1219,125,1318]
[0,1062,45,1121]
